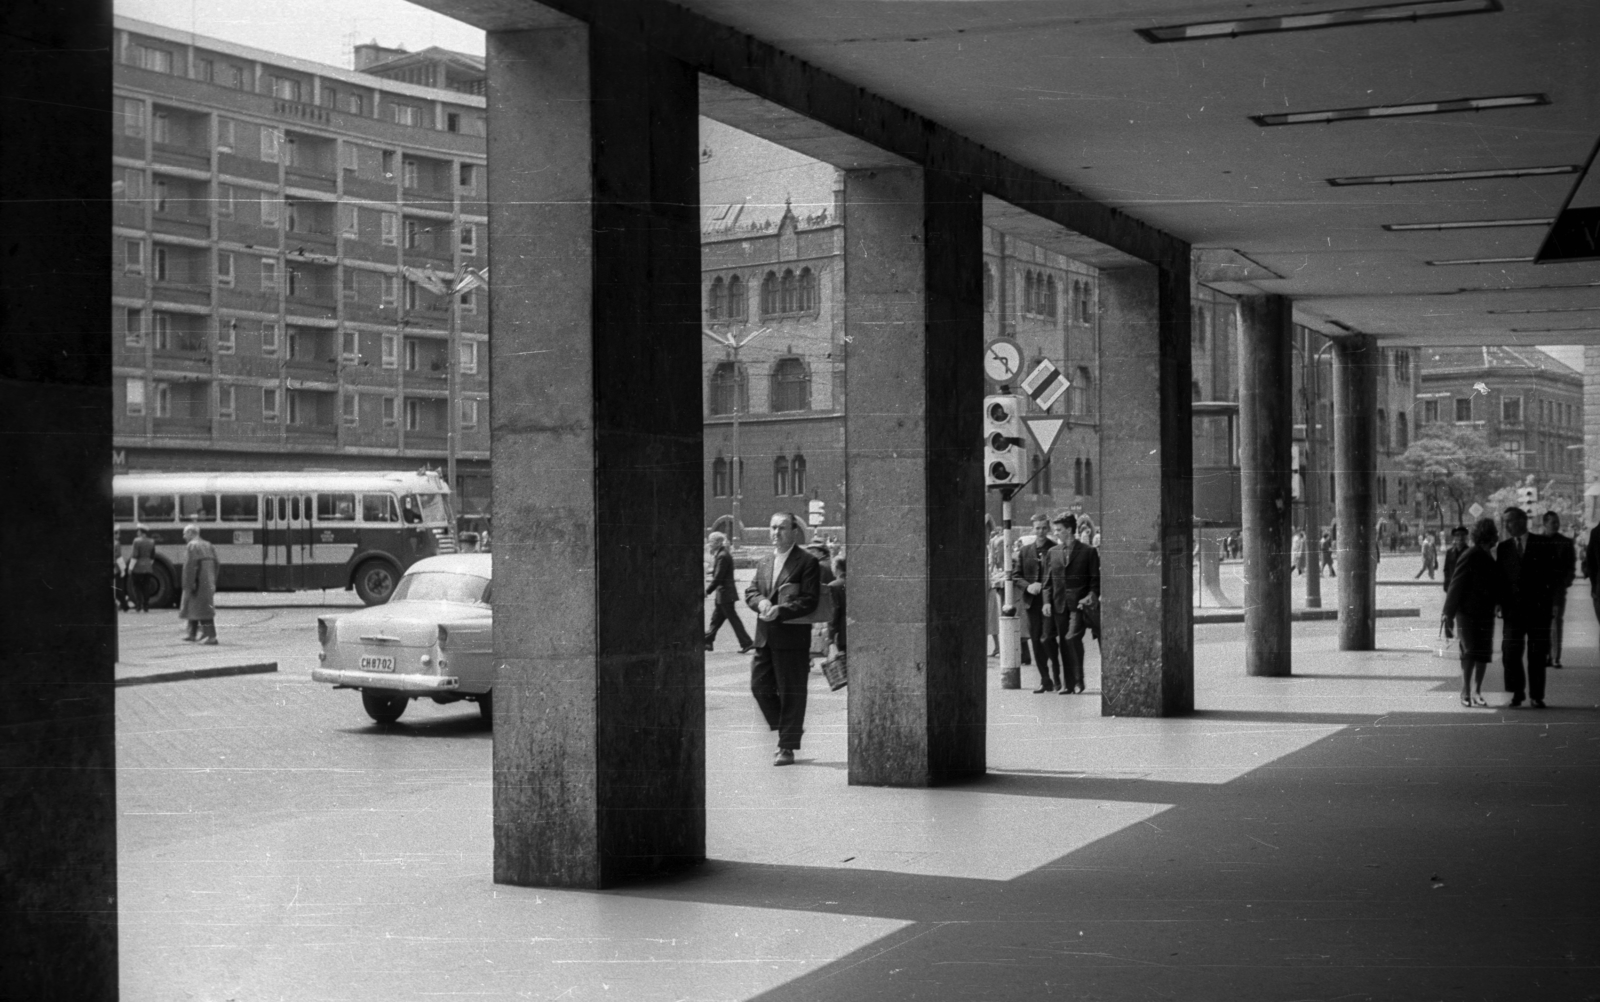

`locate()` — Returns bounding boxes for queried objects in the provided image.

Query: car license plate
[361,655,396,673]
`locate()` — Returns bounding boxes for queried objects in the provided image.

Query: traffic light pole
[998,485,1023,688]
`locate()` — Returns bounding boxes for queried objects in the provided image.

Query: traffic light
[807,499,826,526]
[1517,485,1538,507]
[984,394,1025,489]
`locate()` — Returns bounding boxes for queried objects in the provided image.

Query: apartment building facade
[111,17,491,518]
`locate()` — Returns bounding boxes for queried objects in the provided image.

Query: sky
[116,0,485,69]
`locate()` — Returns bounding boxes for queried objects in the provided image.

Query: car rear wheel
[353,560,399,605]
[361,690,408,725]
[477,691,492,726]
[147,562,178,608]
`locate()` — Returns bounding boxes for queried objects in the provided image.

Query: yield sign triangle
[1023,415,1066,455]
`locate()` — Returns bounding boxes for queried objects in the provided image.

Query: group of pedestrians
[1011,511,1101,695]
[112,523,221,644]
[1441,508,1576,708]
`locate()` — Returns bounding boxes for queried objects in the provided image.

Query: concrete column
[486,19,705,888]
[1096,265,1194,716]
[1237,295,1293,676]
[1333,335,1378,650]
[843,162,987,787]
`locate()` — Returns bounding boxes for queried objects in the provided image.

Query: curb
[115,662,278,687]
[1195,608,1421,625]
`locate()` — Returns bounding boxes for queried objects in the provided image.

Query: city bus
[112,470,457,606]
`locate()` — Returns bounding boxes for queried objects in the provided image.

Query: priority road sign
[1468,502,1484,519]
[1022,415,1066,455]
[1020,359,1068,411]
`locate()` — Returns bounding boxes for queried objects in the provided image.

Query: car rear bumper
[312,667,459,692]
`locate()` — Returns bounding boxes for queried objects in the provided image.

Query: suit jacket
[1442,543,1467,594]
[745,547,821,650]
[1043,538,1100,615]
[1587,525,1600,593]
[1548,532,1576,592]
[1442,546,1505,623]
[1010,536,1056,612]
[1495,533,1561,613]
[706,550,737,601]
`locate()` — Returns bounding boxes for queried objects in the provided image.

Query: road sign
[1023,415,1066,455]
[983,338,1023,383]
[1468,502,1484,519]
[1020,359,1068,410]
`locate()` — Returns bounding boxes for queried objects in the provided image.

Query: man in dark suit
[1586,520,1600,658]
[1541,511,1576,670]
[745,512,821,765]
[1042,512,1100,695]
[1011,513,1060,693]
[1496,507,1559,708]
[704,531,753,653]
[1441,525,1469,594]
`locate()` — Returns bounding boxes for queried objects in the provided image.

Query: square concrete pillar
[843,163,987,786]
[1333,334,1378,650]
[1237,294,1294,676]
[487,19,705,888]
[1096,266,1194,716]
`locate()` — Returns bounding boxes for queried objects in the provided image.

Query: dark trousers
[1049,609,1087,691]
[184,618,216,641]
[706,596,752,649]
[129,571,154,612]
[1551,591,1567,666]
[751,645,809,750]
[114,570,129,611]
[1025,605,1059,688]
[1502,605,1551,701]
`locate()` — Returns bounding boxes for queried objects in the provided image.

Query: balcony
[150,281,212,308]
[344,175,398,202]
[151,142,209,172]
[152,212,210,241]
[151,416,212,438]
[216,152,279,184]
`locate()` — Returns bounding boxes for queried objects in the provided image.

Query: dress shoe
[1510,695,1525,707]
[1553,663,1563,670]
[704,643,715,652]
[1058,686,1072,695]
[181,635,197,642]
[1460,694,1472,707]
[1472,694,1488,707]
[773,749,795,766]
[1531,698,1546,708]
[1033,686,1051,693]
[201,637,218,646]
[739,645,755,654]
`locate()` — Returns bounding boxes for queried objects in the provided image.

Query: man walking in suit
[1496,507,1558,707]
[1011,513,1060,692]
[1586,520,1600,658]
[1041,512,1101,695]
[704,531,753,653]
[1542,511,1576,670]
[745,512,821,765]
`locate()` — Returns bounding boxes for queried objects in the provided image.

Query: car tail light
[317,617,331,646]
[437,625,449,648]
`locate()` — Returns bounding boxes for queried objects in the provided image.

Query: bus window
[362,494,398,523]
[400,495,423,524]
[413,493,452,525]
[277,497,287,521]
[291,496,301,520]
[112,496,134,522]
[137,495,175,523]
[220,494,259,522]
[316,493,357,521]
[179,493,217,521]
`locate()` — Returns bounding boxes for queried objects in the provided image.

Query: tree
[1398,423,1519,530]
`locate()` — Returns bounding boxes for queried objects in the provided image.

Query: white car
[313,554,493,725]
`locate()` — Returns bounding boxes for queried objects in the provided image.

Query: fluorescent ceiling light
[1384,218,1553,231]
[1509,327,1600,333]
[1488,305,1600,314]
[1254,94,1545,127]
[1330,165,1579,186]
[1427,256,1536,265]
[1138,0,1499,43]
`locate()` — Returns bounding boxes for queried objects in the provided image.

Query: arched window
[780,269,797,313]
[1192,305,1207,347]
[773,455,789,497]
[1192,380,1203,401]
[727,275,746,319]
[1074,457,1084,496]
[1083,458,1094,496]
[1045,275,1057,318]
[708,277,725,319]
[1396,410,1409,449]
[1070,280,1081,323]
[797,268,816,312]
[1377,408,1389,451]
[1080,283,1092,323]
[709,361,747,416]
[983,264,995,309]
[760,272,778,316]
[712,457,728,497]
[1073,365,1093,417]
[791,454,806,495]
[770,357,810,412]
[1023,271,1036,315]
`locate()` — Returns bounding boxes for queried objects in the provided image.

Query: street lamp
[703,325,770,548]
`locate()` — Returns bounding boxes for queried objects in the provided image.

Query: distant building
[1417,345,1584,508]
[111,16,490,521]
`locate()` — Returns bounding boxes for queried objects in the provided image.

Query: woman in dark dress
[1441,517,1504,708]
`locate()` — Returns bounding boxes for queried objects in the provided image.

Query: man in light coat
[179,523,220,644]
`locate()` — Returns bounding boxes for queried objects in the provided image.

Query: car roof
[405,553,492,577]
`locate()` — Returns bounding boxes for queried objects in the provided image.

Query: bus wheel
[477,691,492,726]
[361,690,408,725]
[353,560,399,605]
[148,563,178,608]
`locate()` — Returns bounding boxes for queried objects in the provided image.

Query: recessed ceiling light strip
[1254,94,1546,127]
[1509,327,1600,333]
[1384,218,1553,231]
[1138,0,1500,43]
[1330,165,1579,186]
[1488,305,1600,315]
[1428,256,1536,265]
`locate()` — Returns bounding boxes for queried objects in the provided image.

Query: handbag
[1434,620,1453,658]
[820,646,848,691]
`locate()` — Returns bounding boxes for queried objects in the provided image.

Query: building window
[341,330,359,361]
[380,212,397,246]
[1192,380,1203,401]
[219,63,244,89]
[459,398,478,431]
[404,339,419,371]
[349,93,365,116]
[152,178,169,213]
[1422,398,1439,425]
[119,97,144,137]
[459,340,478,373]
[460,223,477,256]
[727,275,746,320]
[217,384,235,420]
[774,456,789,496]
[780,269,797,313]
[261,322,278,356]
[215,118,235,153]
[1455,397,1473,422]
[401,159,419,188]
[760,272,778,316]
[983,264,995,310]
[393,105,421,128]
[261,127,280,163]
[216,183,233,217]
[446,112,460,133]
[269,76,301,102]
[711,457,728,498]
[404,218,422,250]
[152,246,169,282]
[216,251,234,288]
[709,361,747,416]
[405,398,422,431]
[121,168,143,202]
[1073,366,1093,417]
[381,395,396,426]
[260,258,278,292]
[261,194,280,227]
[341,203,358,237]
[791,454,806,495]
[1045,275,1058,318]
[404,280,419,311]
[151,313,171,351]
[798,268,817,312]
[770,358,810,413]
[708,276,726,319]
[126,378,145,416]
[341,268,357,301]
[124,240,143,274]
[340,143,358,172]
[1024,271,1036,314]
[1083,458,1094,496]
[459,163,476,189]
[342,392,358,427]
[1073,458,1083,496]
[150,111,170,145]
[148,381,170,418]
[216,317,235,354]
[1377,409,1388,450]
[1396,411,1409,449]
[1395,351,1412,383]
[194,57,214,82]
[1502,397,1522,423]
[124,308,144,347]
[380,275,396,306]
